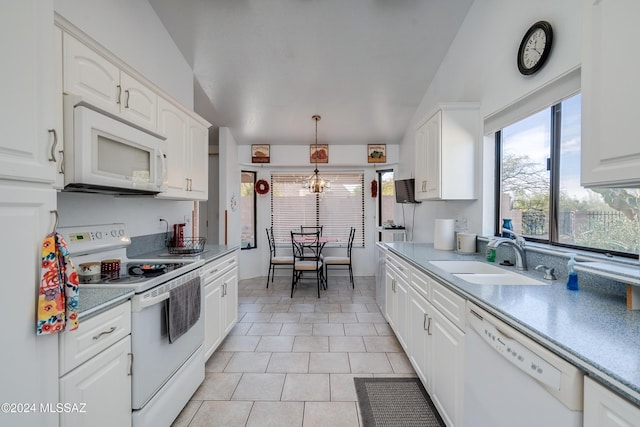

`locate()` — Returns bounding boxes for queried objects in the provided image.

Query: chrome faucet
[487,229,528,271]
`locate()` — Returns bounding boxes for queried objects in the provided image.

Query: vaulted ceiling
[148,0,474,145]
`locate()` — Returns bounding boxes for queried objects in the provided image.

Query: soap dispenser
[566,254,579,291]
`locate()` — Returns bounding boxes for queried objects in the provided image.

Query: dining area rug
[354,377,445,427]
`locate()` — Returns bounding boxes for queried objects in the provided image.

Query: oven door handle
[132,291,170,312]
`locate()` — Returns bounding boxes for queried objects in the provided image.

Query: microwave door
[67,106,164,194]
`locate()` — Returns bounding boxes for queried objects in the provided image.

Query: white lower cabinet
[202,253,238,360]
[385,253,465,427]
[59,336,132,427]
[58,301,132,427]
[430,300,465,427]
[408,287,432,388]
[584,376,640,427]
[384,254,409,350]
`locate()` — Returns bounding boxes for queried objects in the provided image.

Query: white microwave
[63,96,166,195]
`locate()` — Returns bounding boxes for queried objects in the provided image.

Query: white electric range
[61,223,205,427]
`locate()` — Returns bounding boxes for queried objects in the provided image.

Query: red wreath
[370,179,378,198]
[256,179,270,195]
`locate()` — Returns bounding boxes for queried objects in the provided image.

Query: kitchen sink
[428,261,547,286]
[429,261,507,274]
[452,273,547,286]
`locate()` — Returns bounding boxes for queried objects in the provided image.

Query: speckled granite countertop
[78,287,135,320]
[130,244,238,264]
[386,242,640,405]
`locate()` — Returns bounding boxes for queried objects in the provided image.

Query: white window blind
[271,172,364,247]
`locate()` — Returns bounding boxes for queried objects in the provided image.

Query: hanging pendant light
[303,115,330,193]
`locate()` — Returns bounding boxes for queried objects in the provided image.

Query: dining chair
[300,225,323,236]
[324,227,356,288]
[290,231,325,298]
[265,227,294,288]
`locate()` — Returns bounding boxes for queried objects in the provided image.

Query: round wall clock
[517,21,553,75]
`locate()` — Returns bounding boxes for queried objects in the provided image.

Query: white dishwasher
[464,302,584,427]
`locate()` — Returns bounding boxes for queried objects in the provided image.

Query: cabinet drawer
[387,254,409,281]
[431,279,465,330]
[59,301,131,375]
[410,267,431,301]
[201,253,237,284]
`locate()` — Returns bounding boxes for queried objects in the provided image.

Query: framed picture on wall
[367,144,386,163]
[251,144,270,163]
[310,144,329,163]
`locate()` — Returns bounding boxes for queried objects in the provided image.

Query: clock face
[517,21,553,75]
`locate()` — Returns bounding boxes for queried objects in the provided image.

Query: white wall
[54,0,200,237]
[219,128,241,248]
[233,144,400,280]
[398,0,581,242]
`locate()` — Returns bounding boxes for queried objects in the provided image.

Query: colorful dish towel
[37,232,79,334]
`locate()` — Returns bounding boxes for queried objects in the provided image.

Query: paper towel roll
[434,219,455,250]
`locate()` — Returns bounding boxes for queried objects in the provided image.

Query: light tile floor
[172,275,416,426]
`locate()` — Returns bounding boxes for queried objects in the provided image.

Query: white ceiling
[148,0,474,146]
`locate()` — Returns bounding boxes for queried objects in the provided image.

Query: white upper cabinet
[63,34,158,131]
[0,0,58,184]
[415,103,478,200]
[581,0,640,187]
[156,98,209,201]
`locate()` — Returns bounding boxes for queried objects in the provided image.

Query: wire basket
[167,237,207,255]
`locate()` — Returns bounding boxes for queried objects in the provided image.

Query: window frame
[240,170,257,250]
[494,97,637,259]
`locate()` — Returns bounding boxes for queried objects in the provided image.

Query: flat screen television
[394,178,419,203]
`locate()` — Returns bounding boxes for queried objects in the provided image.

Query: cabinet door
[204,277,223,360]
[157,98,189,198]
[384,267,396,328]
[0,0,57,184]
[59,336,132,427]
[423,111,441,199]
[408,288,432,390]
[53,25,65,189]
[430,307,464,427]
[0,184,57,427]
[414,122,428,198]
[63,34,120,116]
[120,72,157,131]
[187,119,209,201]
[394,273,409,351]
[222,267,238,335]
[581,0,640,187]
[584,376,640,427]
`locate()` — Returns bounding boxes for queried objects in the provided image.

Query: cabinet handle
[48,129,58,162]
[206,268,219,277]
[423,313,428,330]
[189,178,193,191]
[58,150,64,174]
[427,317,432,335]
[392,279,396,292]
[116,85,122,104]
[124,89,130,108]
[186,178,190,191]
[92,326,116,340]
[128,352,133,376]
[223,283,227,296]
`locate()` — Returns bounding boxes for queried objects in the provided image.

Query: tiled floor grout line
[175,276,409,426]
